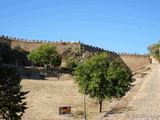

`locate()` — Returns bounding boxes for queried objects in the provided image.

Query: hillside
[21,74,116,120]
[102,58,159,120]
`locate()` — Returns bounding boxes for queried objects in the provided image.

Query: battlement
[0,35,81,53]
[0,35,151,72]
[118,53,149,56]
[0,35,148,56]
[0,35,81,44]
[81,43,117,54]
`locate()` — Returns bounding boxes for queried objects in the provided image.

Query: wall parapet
[0,35,151,72]
[0,35,80,44]
[81,43,117,55]
[118,53,149,56]
[0,35,81,53]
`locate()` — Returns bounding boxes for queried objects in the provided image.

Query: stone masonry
[0,35,151,72]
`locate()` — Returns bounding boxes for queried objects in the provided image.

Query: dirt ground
[20,61,153,120]
[21,74,116,120]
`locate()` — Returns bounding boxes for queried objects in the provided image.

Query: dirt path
[103,62,160,120]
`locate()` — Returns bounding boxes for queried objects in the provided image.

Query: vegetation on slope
[148,41,160,61]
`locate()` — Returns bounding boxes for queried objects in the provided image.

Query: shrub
[65,59,77,72]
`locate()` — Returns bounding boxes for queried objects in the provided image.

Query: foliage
[28,44,61,68]
[65,59,77,72]
[74,53,132,112]
[147,42,160,61]
[107,59,132,99]
[11,45,29,66]
[0,43,29,66]
[39,72,47,80]
[0,66,29,119]
[0,43,12,64]
[12,45,25,53]
[74,47,79,51]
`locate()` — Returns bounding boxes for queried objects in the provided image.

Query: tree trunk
[31,61,33,67]
[44,64,47,71]
[99,100,102,113]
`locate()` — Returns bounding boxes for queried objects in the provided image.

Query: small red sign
[59,106,71,115]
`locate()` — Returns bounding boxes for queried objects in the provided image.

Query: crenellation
[0,35,151,72]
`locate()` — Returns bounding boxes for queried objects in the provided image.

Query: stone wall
[118,53,151,72]
[0,35,151,72]
[81,43,119,61]
[0,35,81,54]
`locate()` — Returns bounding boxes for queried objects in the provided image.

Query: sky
[0,0,160,54]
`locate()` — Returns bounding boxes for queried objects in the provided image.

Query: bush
[65,59,77,72]
[39,72,47,80]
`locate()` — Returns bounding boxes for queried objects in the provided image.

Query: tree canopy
[28,44,61,68]
[0,43,29,66]
[65,59,77,72]
[0,66,29,119]
[74,52,132,112]
[147,41,160,61]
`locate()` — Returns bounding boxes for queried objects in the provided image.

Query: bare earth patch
[21,74,113,120]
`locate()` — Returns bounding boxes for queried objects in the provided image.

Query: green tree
[11,45,29,66]
[74,53,132,112]
[0,67,29,120]
[65,59,77,72]
[0,43,29,66]
[107,59,132,99]
[0,43,12,64]
[147,42,160,61]
[28,44,61,69]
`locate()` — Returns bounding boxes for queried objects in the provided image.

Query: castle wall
[0,35,81,54]
[0,37,12,46]
[81,43,119,61]
[0,35,151,72]
[119,54,151,72]
[81,43,151,72]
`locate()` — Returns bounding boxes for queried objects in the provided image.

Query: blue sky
[0,0,160,54]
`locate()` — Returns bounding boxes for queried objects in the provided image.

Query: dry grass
[21,74,113,120]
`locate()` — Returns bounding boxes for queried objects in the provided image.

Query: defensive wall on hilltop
[0,35,151,72]
[118,53,151,72]
[81,44,151,72]
[0,35,81,55]
[81,43,120,61]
